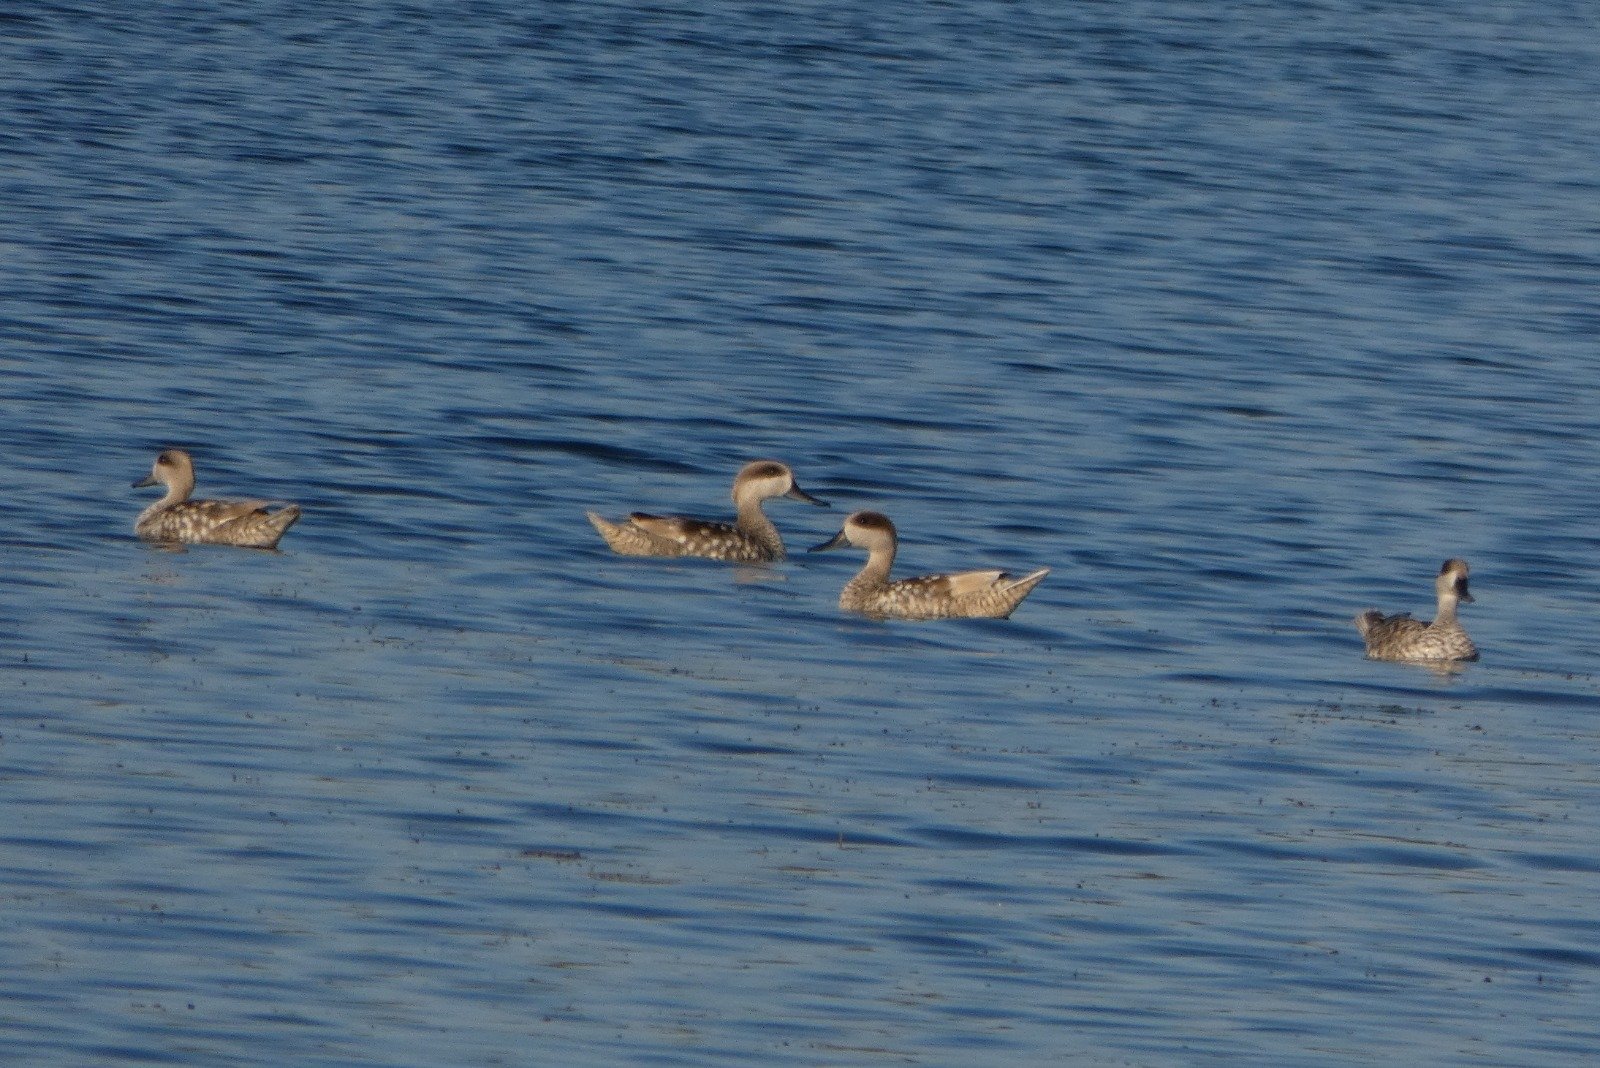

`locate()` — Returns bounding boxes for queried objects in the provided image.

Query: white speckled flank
[810,510,1048,620]
[133,449,301,549]
[587,459,827,563]
[1355,558,1479,662]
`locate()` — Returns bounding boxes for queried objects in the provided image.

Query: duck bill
[809,528,849,552]
[132,475,157,488]
[786,484,828,507]
[1456,580,1474,603]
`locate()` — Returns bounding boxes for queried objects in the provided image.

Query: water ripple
[5,1,1600,1065]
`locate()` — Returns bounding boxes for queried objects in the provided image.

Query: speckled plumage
[587,460,827,563]
[1355,558,1478,662]
[133,449,301,549]
[810,510,1048,620]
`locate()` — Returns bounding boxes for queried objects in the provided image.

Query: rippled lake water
[4,1,1600,1064]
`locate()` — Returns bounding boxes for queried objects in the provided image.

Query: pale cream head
[731,460,827,507]
[1437,558,1473,603]
[811,510,898,554]
[133,448,196,499]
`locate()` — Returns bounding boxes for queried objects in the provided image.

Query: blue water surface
[3,1,1600,1064]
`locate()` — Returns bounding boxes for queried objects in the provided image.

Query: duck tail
[1353,610,1381,638]
[1005,568,1050,597]
[994,568,1049,617]
[267,504,302,535]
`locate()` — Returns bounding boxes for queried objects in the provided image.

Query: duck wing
[194,499,274,522]
[935,570,1011,598]
[1356,611,1424,642]
[627,513,734,546]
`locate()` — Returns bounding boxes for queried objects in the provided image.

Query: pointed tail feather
[267,504,301,533]
[995,568,1049,617]
[1004,568,1050,597]
[587,510,669,555]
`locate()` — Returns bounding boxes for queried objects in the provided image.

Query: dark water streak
[5,1,1600,1065]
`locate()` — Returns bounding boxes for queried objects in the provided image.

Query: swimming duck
[810,510,1049,620]
[133,448,301,548]
[587,460,827,563]
[1355,558,1478,662]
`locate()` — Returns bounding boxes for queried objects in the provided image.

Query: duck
[809,510,1049,620]
[587,460,827,563]
[133,448,301,548]
[1355,558,1478,662]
